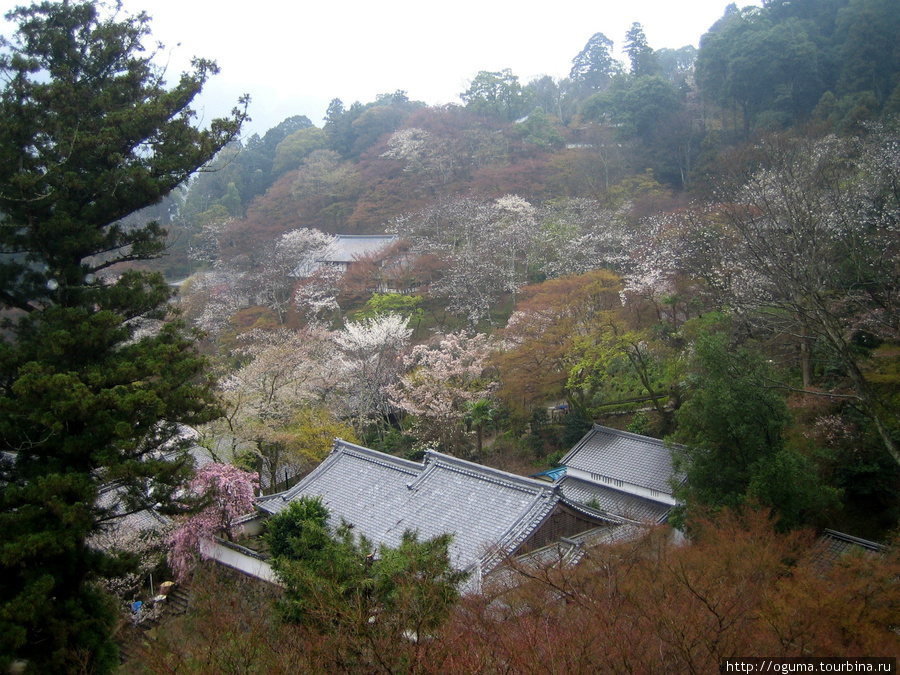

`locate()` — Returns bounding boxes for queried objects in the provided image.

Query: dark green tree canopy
[624,23,661,78]
[570,32,621,93]
[266,496,467,641]
[670,327,840,529]
[0,2,245,672]
[0,1,245,313]
[461,69,531,122]
[696,0,900,133]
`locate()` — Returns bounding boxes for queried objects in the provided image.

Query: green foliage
[671,331,838,529]
[0,2,244,670]
[515,107,565,150]
[696,0,900,133]
[561,408,593,448]
[569,32,622,94]
[566,314,671,419]
[355,292,423,322]
[671,332,788,509]
[525,406,552,457]
[272,125,328,176]
[461,69,531,122]
[373,531,465,632]
[748,449,841,530]
[626,411,651,436]
[624,22,661,77]
[267,498,467,639]
[264,497,333,561]
[465,397,498,455]
[323,92,423,159]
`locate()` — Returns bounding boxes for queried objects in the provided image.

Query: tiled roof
[556,474,672,523]
[811,529,885,570]
[93,445,216,537]
[485,522,645,592]
[560,425,681,495]
[259,440,587,575]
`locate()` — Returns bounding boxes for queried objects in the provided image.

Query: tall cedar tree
[0,2,246,672]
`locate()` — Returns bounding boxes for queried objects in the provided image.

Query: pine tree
[0,2,246,672]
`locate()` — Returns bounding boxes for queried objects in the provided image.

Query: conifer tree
[0,2,246,672]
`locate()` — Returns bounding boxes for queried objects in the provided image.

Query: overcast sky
[3,0,761,137]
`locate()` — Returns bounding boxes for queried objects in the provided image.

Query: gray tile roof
[556,474,672,523]
[560,425,681,496]
[258,440,608,576]
[811,529,885,570]
[92,445,218,540]
[484,522,646,593]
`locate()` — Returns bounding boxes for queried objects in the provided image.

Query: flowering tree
[333,314,412,437]
[381,127,440,188]
[88,518,174,602]
[293,265,343,325]
[168,463,259,582]
[252,228,335,323]
[388,332,495,455]
[216,326,338,487]
[390,197,521,324]
[392,195,635,325]
[186,208,233,266]
[179,268,246,338]
[534,198,632,279]
[718,131,900,466]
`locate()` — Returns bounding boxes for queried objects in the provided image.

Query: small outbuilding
[554,424,683,524]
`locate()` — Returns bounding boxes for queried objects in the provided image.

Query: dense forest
[2,0,899,671]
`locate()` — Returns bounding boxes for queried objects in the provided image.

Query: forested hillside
[163,0,900,541]
[165,0,900,268]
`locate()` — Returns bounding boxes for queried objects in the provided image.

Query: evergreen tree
[670,329,839,529]
[266,497,467,658]
[0,2,246,672]
[569,32,621,94]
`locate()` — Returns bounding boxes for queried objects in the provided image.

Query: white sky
[2,0,761,137]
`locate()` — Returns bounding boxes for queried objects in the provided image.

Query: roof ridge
[333,439,423,472]
[591,424,668,446]
[558,496,632,525]
[423,450,556,494]
[483,492,561,573]
[260,440,421,508]
[821,529,885,551]
[556,473,673,505]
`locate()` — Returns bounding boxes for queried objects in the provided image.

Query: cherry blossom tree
[332,313,412,438]
[494,194,539,298]
[88,517,173,602]
[621,205,734,332]
[717,131,900,466]
[179,268,246,338]
[535,198,632,279]
[293,265,343,325]
[388,332,495,455]
[186,208,233,266]
[392,195,636,325]
[391,196,536,324]
[252,228,335,323]
[168,463,259,582]
[217,326,338,487]
[381,127,446,191]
